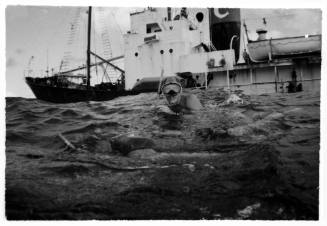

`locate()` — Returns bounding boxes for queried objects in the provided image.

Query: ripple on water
[5,90,320,220]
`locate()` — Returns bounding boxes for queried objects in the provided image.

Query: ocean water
[5,89,320,220]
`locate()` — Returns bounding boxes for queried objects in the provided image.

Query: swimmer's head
[161,77,182,105]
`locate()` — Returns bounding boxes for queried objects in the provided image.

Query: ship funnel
[256,28,267,40]
[209,8,241,62]
[167,7,171,21]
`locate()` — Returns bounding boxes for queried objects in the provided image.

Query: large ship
[26,7,321,103]
[123,7,321,95]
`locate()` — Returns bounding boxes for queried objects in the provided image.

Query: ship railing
[208,42,217,51]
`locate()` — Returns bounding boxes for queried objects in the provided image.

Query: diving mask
[161,82,182,95]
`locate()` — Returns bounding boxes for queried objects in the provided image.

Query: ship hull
[132,77,161,93]
[26,78,136,103]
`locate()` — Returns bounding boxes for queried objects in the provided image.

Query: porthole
[160,50,164,54]
[135,52,138,57]
[169,49,173,53]
[196,12,204,22]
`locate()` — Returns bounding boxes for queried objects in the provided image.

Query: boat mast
[46,49,49,77]
[86,6,92,87]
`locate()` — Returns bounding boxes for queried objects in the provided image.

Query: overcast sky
[6,6,322,98]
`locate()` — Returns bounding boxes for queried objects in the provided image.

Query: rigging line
[98,7,117,80]
[61,7,82,72]
[101,64,111,83]
[46,8,72,46]
[90,51,124,73]
[110,10,124,53]
[41,8,73,73]
[81,14,87,68]
[59,55,124,74]
[92,11,98,82]
[110,9,123,36]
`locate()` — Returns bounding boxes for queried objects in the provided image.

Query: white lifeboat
[247,30,321,62]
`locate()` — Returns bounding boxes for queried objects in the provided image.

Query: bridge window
[146,23,162,34]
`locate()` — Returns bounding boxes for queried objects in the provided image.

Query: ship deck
[208,53,321,72]
[207,53,321,95]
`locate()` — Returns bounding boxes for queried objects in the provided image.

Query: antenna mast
[243,20,250,42]
[46,49,49,77]
[86,6,92,87]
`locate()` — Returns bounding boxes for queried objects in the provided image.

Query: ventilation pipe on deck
[167,7,171,21]
[256,29,267,41]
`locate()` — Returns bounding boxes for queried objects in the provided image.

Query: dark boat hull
[26,78,136,103]
[132,77,161,93]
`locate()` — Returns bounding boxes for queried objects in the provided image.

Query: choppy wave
[5,90,320,220]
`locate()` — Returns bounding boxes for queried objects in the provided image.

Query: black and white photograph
[3,0,325,221]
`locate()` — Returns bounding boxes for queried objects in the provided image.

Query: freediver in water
[160,76,202,114]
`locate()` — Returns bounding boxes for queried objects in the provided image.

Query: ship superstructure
[124,7,321,94]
